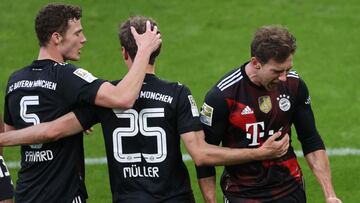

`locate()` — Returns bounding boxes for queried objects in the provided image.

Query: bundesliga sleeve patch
[188,95,200,117]
[200,102,213,126]
[73,68,97,83]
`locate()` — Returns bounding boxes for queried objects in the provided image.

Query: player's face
[258,55,293,90]
[59,19,86,61]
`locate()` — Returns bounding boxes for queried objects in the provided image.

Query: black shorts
[0,156,14,201]
[224,186,306,203]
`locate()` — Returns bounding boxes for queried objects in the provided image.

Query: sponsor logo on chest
[245,122,283,146]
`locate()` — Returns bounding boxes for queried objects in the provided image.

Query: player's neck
[146,65,155,74]
[38,46,65,63]
[245,62,261,86]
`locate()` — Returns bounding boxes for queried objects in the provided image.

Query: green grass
[1,0,359,202]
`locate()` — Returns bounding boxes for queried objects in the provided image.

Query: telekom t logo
[246,122,264,146]
[246,122,278,146]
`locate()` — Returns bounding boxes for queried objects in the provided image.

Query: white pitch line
[5,148,360,169]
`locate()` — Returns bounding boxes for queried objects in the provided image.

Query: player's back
[4,59,102,202]
[94,74,200,203]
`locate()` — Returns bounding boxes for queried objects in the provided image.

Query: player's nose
[278,71,287,82]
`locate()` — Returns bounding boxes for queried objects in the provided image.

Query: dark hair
[35,3,82,46]
[119,16,161,65]
[251,25,297,64]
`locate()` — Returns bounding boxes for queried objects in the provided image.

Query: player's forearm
[0,123,48,146]
[0,113,84,146]
[95,49,151,109]
[196,143,261,166]
[198,176,217,203]
[185,131,262,166]
[113,47,151,107]
[305,150,338,199]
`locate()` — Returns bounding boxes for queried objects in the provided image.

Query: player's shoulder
[215,66,243,92]
[286,70,300,80]
[153,76,189,92]
[7,61,36,79]
[58,63,99,83]
[284,70,311,94]
[286,70,306,85]
[54,61,79,72]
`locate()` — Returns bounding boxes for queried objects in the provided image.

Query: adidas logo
[241,106,254,115]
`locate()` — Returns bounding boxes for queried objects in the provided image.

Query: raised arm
[95,21,162,108]
[0,112,83,146]
[305,150,342,203]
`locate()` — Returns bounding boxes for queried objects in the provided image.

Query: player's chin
[69,54,81,61]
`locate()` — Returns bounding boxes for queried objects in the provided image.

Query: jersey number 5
[20,96,43,149]
[112,108,167,163]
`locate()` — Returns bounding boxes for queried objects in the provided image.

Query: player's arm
[182,130,289,166]
[293,79,341,203]
[305,150,342,203]
[198,176,216,203]
[0,112,84,146]
[95,21,161,109]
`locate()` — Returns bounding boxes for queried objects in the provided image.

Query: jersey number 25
[112,108,167,164]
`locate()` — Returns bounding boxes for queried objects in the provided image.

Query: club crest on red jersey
[258,96,272,113]
[277,94,291,112]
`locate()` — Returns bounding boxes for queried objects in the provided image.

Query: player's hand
[326,197,342,203]
[131,20,162,53]
[259,132,289,160]
[84,127,94,135]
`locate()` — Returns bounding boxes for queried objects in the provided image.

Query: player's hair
[35,3,82,47]
[251,25,296,64]
[119,16,161,65]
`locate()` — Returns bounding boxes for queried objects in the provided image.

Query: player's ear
[251,57,261,69]
[51,32,63,45]
[122,47,128,60]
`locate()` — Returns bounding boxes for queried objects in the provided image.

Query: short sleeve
[58,65,106,105]
[200,87,229,146]
[176,85,202,134]
[73,105,100,130]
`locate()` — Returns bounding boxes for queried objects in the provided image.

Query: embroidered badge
[188,95,199,117]
[277,94,291,112]
[258,96,272,113]
[200,103,214,126]
[73,68,97,83]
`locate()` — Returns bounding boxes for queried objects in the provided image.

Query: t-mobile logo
[246,122,265,146]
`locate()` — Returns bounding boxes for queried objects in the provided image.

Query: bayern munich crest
[277,94,291,112]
